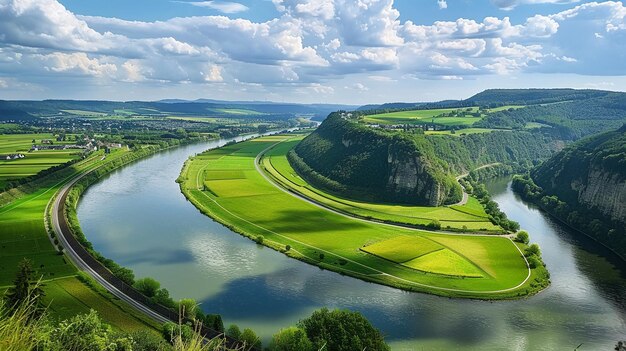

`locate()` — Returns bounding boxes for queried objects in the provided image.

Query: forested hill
[470,90,626,139]
[465,88,612,106]
[514,125,626,259]
[291,113,559,206]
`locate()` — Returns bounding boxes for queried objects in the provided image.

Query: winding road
[48,167,172,324]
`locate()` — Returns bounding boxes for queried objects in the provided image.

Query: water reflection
[79,144,626,350]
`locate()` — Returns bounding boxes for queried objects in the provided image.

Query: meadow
[0,147,161,330]
[362,107,482,126]
[180,134,543,298]
[261,137,501,232]
[0,133,82,188]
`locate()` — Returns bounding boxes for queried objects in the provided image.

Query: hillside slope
[291,113,558,206]
[514,125,626,259]
[532,125,626,224]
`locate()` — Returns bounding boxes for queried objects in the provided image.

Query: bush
[298,308,390,351]
[226,324,241,339]
[133,277,161,298]
[269,327,313,351]
[256,235,264,244]
[162,322,193,344]
[524,243,541,257]
[285,244,291,252]
[241,328,262,350]
[527,255,542,269]
[516,231,530,244]
[427,220,441,230]
[179,299,198,320]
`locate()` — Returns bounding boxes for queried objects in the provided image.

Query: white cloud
[36,52,118,77]
[203,64,224,82]
[438,0,448,10]
[492,0,581,11]
[0,78,8,88]
[175,1,249,14]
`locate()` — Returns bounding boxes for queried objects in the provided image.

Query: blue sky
[0,0,625,103]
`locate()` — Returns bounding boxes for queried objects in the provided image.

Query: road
[49,167,172,324]
[453,163,502,206]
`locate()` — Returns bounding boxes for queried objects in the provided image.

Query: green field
[363,107,482,127]
[180,134,543,298]
[0,147,165,330]
[260,137,500,232]
[0,133,83,188]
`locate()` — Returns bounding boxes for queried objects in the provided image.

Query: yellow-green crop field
[180,133,545,298]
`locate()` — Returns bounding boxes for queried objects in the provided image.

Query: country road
[453,163,502,206]
[49,168,172,324]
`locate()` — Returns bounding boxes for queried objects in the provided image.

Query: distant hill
[0,100,356,121]
[465,88,612,106]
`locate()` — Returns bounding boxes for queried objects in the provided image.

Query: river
[77,138,626,350]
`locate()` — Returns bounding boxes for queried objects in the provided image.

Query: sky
[0,0,625,104]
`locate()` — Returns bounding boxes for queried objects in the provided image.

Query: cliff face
[532,125,626,225]
[574,169,626,223]
[386,151,446,206]
[292,115,460,206]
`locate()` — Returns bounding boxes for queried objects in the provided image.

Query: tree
[133,277,161,298]
[298,308,390,351]
[516,231,530,244]
[241,328,262,349]
[179,299,198,320]
[203,314,224,333]
[269,327,313,351]
[526,255,542,269]
[5,258,45,315]
[226,324,241,339]
[52,309,133,351]
[129,329,171,351]
[525,243,541,257]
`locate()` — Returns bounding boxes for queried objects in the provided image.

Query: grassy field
[363,107,482,127]
[261,137,501,232]
[180,134,544,298]
[425,128,505,136]
[0,133,83,188]
[0,147,164,330]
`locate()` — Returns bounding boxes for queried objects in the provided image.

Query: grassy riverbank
[179,133,549,299]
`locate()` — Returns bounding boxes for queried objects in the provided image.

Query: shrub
[226,324,241,339]
[134,277,161,298]
[427,220,441,230]
[298,308,390,351]
[269,327,313,351]
[516,231,530,244]
[241,328,262,350]
[256,235,264,244]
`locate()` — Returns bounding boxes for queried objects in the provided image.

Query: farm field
[362,107,482,126]
[0,146,163,331]
[0,133,83,188]
[179,134,542,298]
[261,137,501,232]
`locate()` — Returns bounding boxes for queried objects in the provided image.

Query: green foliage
[298,308,390,351]
[129,330,172,351]
[225,324,241,340]
[464,176,520,232]
[427,219,441,230]
[269,327,313,351]
[516,231,530,244]
[525,244,541,257]
[49,309,134,351]
[240,328,262,349]
[163,322,194,344]
[179,299,198,320]
[4,258,45,316]
[474,92,626,138]
[202,314,224,333]
[133,277,161,298]
[294,113,556,206]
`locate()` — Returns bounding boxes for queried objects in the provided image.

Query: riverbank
[179,133,549,300]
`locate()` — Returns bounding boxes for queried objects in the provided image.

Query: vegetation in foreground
[1,259,390,351]
[179,133,548,299]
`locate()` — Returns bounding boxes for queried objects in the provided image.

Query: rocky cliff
[291,114,461,206]
[532,125,626,225]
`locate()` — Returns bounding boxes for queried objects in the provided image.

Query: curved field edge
[262,136,501,233]
[179,134,549,299]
